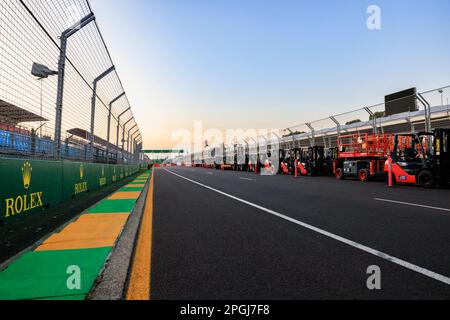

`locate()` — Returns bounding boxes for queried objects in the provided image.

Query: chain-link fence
[275,86,450,151]
[0,0,143,164]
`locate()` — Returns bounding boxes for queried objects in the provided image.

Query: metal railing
[0,0,143,164]
[174,86,450,165]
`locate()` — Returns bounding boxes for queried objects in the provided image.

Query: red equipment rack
[338,133,392,159]
[335,133,393,181]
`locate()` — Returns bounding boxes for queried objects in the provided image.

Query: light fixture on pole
[31,63,58,137]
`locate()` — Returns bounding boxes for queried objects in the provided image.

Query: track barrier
[0,171,152,300]
[0,158,144,224]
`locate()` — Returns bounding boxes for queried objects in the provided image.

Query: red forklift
[279,146,336,177]
[279,148,309,176]
[385,129,450,188]
[335,133,392,182]
[279,149,292,175]
[247,145,258,173]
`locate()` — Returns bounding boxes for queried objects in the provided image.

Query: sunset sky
[90,0,450,150]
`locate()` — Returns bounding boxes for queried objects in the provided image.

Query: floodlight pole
[54,13,95,160]
[90,66,115,160]
[106,92,125,163]
[439,89,444,107]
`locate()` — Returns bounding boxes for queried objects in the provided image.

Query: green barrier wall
[0,158,140,224]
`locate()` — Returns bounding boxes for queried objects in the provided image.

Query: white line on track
[375,198,450,213]
[164,169,450,286]
[239,177,255,181]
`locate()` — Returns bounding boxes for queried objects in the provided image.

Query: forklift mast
[327,147,339,161]
[308,146,325,162]
[435,129,450,160]
[433,129,450,184]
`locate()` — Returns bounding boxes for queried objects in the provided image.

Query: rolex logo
[22,162,32,189]
[80,165,84,180]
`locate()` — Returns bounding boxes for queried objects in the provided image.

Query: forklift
[247,144,260,173]
[220,145,234,170]
[281,148,308,176]
[324,147,339,176]
[303,146,327,176]
[279,149,291,174]
[236,144,249,171]
[386,129,450,188]
[287,147,326,177]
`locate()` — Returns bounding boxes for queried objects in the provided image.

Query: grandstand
[0,1,143,164]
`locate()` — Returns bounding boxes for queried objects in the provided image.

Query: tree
[282,131,305,138]
[346,119,362,125]
[370,111,385,121]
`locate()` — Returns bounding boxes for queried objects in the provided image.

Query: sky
[89,0,450,149]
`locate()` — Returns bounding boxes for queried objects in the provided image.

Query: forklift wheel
[417,170,435,189]
[358,169,370,182]
[335,168,344,180]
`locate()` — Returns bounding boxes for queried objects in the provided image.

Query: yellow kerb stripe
[108,192,141,200]
[126,170,154,300]
[35,213,129,251]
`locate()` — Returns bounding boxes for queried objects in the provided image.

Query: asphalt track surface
[150,167,450,300]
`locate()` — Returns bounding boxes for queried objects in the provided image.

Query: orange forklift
[385,129,450,188]
[279,148,293,175]
[280,148,308,176]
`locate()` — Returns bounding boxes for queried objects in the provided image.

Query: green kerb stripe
[120,187,144,192]
[87,199,137,214]
[0,248,112,300]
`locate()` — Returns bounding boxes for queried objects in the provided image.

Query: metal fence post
[130,129,139,157]
[127,125,138,162]
[417,93,431,132]
[136,135,142,163]
[90,66,115,161]
[306,123,315,147]
[134,134,142,163]
[116,108,131,162]
[364,107,378,135]
[106,92,125,163]
[54,13,95,160]
[121,118,134,163]
[330,116,341,142]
